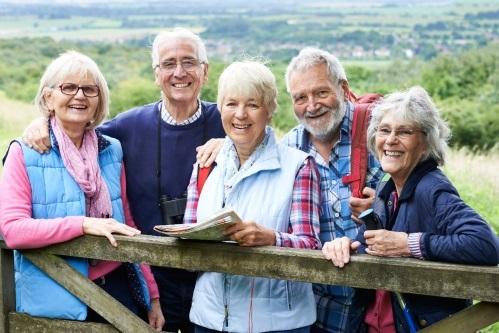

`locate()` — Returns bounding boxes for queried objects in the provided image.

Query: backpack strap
[197,163,215,194]
[342,92,382,198]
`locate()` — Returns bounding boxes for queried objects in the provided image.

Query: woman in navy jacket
[322,86,498,332]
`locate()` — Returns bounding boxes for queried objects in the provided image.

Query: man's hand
[364,229,410,257]
[322,237,361,268]
[22,117,51,153]
[224,221,276,246]
[147,298,165,331]
[196,138,224,168]
[82,217,141,247]
[349,187,376,224]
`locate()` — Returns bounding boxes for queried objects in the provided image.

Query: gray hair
[367,86,451,166]
[285,47,347,93]
[217,61,278,117]
[34,50,109,129]
[151,28,208,68]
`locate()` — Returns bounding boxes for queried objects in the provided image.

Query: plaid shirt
[184,131,321,249]
[281,102,383,333]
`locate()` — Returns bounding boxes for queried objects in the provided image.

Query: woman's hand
[147,298,165,331]
[196,138,224,167]
[82,217,141,247]
[322,237,361,268]
[364,229,410,257]
[22,117,51,153]
[224,221,276,246]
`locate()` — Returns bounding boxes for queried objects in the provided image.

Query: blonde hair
[34,50,109,129]
[217,61,278,116]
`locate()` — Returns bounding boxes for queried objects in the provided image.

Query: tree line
[0,38,497,151]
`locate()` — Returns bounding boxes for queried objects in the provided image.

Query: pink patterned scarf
[50,117,112,218]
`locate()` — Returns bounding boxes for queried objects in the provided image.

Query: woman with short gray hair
[322,86,498,331]
[184,61,321,333]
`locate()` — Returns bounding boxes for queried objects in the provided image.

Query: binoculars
[159,195,187,225]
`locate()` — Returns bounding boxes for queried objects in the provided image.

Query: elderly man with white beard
[281,47,384,333]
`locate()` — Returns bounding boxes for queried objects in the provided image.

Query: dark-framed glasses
[58,83,100,97]
[156,59,204,73]
[375,126,425,139]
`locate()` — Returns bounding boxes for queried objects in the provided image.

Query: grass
[0,91,37,163]
[444,149,499,232]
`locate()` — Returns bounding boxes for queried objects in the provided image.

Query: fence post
[0,248,14,333]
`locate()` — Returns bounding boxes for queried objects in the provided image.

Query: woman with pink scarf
[0,51,164,330]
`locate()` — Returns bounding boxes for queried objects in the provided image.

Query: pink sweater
[0,143,159,299]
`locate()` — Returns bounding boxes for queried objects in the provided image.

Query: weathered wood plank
[21,251,157,333]
[0,249,14,333]
[9,313,119,333]
[420,302,499,332]
[9,235,497,302]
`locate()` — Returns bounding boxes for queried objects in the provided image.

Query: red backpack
[197,164,215,194]
[341,90,383,198]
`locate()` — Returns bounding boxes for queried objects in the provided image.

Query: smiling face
[375,111,427,190]
[154,37,208,107]
[44,73,99,133]
[288,63,347,141]
[221,93,271,161]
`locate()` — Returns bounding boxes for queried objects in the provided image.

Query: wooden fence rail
[1,235,498,333]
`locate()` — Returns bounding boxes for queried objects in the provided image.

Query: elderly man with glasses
[22,28,225,333]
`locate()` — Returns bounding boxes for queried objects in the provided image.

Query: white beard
[300,98,346,142]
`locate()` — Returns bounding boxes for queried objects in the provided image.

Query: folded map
[153,208,242,241]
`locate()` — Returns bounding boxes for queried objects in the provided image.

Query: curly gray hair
[367,86,451,166]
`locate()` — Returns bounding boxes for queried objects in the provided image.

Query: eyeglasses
[58,83,100,97]
[375,126,425,139]
[156,59,204,73]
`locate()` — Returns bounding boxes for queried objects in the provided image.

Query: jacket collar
[378,158,439,202]
[215,126,281,184]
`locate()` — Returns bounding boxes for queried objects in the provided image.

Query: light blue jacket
[14,134,124,320]
[190,128,317,332]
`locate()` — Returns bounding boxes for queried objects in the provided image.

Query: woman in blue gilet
[0,51,164,329]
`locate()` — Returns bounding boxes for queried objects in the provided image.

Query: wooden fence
[1,234,498,333]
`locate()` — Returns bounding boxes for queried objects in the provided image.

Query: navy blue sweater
[100,100,225,235]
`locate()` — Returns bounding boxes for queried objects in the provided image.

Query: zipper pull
[224,304,229,328]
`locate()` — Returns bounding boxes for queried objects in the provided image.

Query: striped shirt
[281,102,384,333]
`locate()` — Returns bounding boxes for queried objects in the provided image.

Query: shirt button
[419,319,428,327]
[334,213,339,218]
